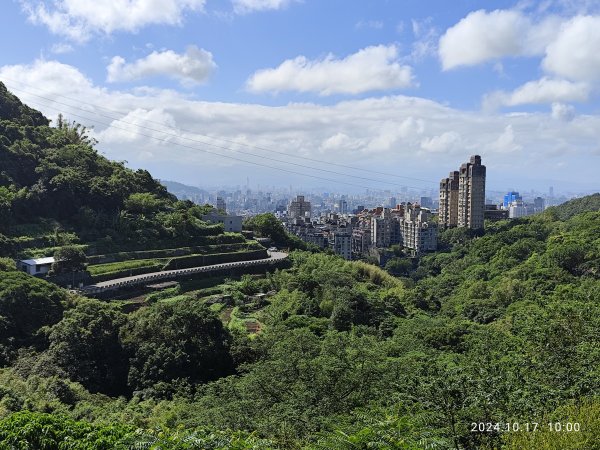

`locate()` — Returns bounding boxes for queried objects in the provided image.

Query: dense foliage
[0,82,224,255]
[2,197,598,448]
[0,87,599,448]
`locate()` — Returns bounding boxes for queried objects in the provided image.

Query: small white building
[17,257,55,276]
[202,211,243,232]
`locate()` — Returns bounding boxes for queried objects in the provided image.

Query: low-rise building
[18,257,55,276]
[202,210,243,232]
[304,231,327,249]
[484,204,509,221]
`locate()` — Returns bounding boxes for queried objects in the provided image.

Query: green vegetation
[244,213,315,250]
[0,411,274,449]
[0,81,236,260]
[88,258,169,276]
[1,86,599,449]
[49,245,87,274]
[1,197,595,449]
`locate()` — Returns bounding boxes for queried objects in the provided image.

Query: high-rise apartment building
[330,230,352,260]
[458,155,486,229]
[371,208,401,248]
[288,195,311,219]
[439,155,486,229]
[439,171,459,228]
[400,204,437,254]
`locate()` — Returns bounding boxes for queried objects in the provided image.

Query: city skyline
[1,1,599,191]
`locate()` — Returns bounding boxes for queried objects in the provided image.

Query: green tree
[0,272,65,365]
[120,298,234,392]
[0,411,132,450]
[385,257,412,276]
[50,245,87,274]
[0,187,14,232]
[46,299,128,396]
[123,192,165,215]
[244,213,288,243]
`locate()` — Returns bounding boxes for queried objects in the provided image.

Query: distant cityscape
[162,155,589,262]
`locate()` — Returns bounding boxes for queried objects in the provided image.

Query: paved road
[80,251,288,295]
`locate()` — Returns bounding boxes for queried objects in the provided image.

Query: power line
[1,77,436,186]
[6,83,434,191]
[19,96,386,191]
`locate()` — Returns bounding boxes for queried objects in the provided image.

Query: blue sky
[1,0,599,195]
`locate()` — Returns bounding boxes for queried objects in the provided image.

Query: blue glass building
[503,191,522,208]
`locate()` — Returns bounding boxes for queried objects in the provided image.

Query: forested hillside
[0,86,599,449]
[0,81,225,257]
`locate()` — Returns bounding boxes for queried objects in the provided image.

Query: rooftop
[20,257,55,266]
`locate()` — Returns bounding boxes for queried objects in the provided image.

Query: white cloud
[320,133,363,152]
[410,18,438,60]
[439,9,559,70]
[440,10,529,70]
[551,102,576,121]
[107,46,216,85]
[484,77,590,109]
[420,131,461,153]
[232,0,299,14]
[1,59,599,189]
[20,0,205,42]
[543,15,600,81]
[246,45,415,95]
[489,124,522,152]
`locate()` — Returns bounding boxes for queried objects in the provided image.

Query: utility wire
[1,77,436,186]
[7,83,434,191]
[19,95,388,191]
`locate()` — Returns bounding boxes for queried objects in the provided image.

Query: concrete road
[80,251,288,294]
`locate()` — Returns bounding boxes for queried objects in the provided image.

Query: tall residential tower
[439,155,486,230]
[439,171,459,228]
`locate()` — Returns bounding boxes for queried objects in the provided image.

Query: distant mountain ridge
[545,193,600,220]
[161,180,208,200]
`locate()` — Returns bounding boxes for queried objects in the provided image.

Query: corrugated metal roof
[20,257,55,266]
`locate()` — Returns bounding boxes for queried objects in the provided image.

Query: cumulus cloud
[490,125,522,152]
[543,15,600,81]
[420,131,461,153]
[232,0,299,14]
[20,0,205,42]
[1,59,599,189]
[246,45,415,95]
[551,102,576,121]
[440,10,529,69]
[483,77,590,109]
[107,46,216,86]
[439,9,559,70]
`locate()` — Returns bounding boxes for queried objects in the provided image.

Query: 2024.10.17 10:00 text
[471,422,581,432]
